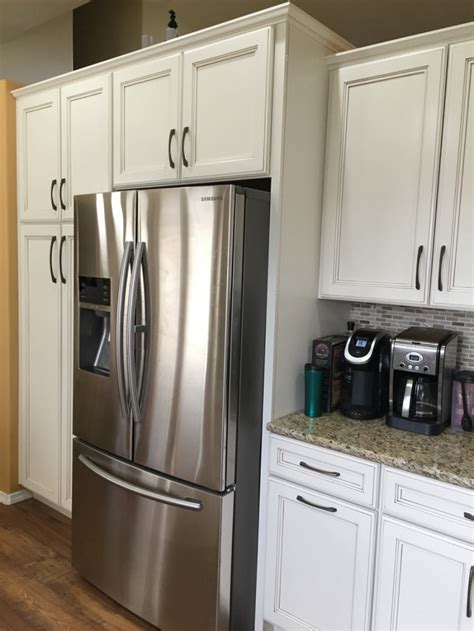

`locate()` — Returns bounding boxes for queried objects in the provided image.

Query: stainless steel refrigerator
[72,185,269,630]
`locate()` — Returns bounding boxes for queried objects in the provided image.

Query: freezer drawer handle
[299,461,340,477]
[296,494,337,513]
[78,454,203,511]
[116,241,134,419]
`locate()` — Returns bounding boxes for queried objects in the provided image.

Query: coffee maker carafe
[387,327,458,435]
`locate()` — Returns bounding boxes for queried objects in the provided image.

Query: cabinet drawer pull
[467,566,474,618]
[59,236,66,284]
[49,236,57,284]
[182,126,189,167]
[59,178,66,210]
[299,461,340,477]
[50,179,57,211]
[415,245,423,290]
[438,245,446,291]
[296,494,337,513]
[168,128,176,169]
[464,512,474,522]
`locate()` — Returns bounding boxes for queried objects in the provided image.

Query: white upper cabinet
[181,28,272,180]
[17,90,61,222]
[430,40,474,310]
[61,74,112,221]
[265,478,376,631]
[320,47,446,305]
[113,55,180,187]
[374,517,474,631]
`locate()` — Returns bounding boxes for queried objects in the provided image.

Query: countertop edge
[267,421,474,491]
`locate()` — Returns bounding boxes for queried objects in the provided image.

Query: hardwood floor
[0,499,155,630]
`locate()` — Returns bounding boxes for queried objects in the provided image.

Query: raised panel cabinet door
[19,224,62,504]
[181,28,272,180]
[319,47,447,305]
[61,74,112,221]
[17,90,60,222]
[430,40,474,310]
[113,55,180,187]
[374,517,474,631]
[60,224,74,513]
[264,478,376,631]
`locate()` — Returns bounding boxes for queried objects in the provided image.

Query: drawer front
[269,436,379,507]
[382,466,474,543]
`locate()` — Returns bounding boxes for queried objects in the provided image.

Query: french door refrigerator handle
[116,241,134,419]
[127,241,145,423]
[78,454,202,511]
[137,243,151,412]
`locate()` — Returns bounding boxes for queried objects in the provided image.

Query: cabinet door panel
[61,75,112,221]
[60,225,74,512]
[431,40,474,310]
[374,517,474,631]
[182,28,272,180]
[320,48,446,305]
[17,90,60,222]
[19,225,61,503]
[113,55,180,187]
[264,478,375,630]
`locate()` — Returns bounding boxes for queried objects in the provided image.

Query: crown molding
[13,3,351,99]
[327,22,474,68]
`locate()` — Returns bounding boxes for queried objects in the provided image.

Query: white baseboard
[0,488,32,505]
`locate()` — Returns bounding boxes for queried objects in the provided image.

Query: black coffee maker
[386,327,458,435]
[341,329,391,419]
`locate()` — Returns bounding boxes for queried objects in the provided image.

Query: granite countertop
[267,411,474,490]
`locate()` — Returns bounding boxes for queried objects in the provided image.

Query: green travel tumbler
[305,363,323,418]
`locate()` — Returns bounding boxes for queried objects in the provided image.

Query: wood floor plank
[0,500,155,630]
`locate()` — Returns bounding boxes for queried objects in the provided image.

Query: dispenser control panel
[79,276,111,306]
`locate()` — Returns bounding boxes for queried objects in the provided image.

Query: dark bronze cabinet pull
[296,494,337,513]
[299,461,341,477]
[49,236,57,284]
[59,178,66,210]
[181,126,189,167]
[59,236,66,284]
[464,512,474,521]
[438,245,446,291]
[415,245,423,290]
[168,128,176,168]
[467,566,474,618]
[50,179,57,211]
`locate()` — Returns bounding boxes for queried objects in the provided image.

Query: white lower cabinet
[264,437,474,631]
[374,517,474,631]
[264,477,376,630]
[19,223,74,513]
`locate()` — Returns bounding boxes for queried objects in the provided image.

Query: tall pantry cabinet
[17,75,111,512]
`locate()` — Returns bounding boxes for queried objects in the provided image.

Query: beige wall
[0,13,73,84]
[73,0,142,69]
[0,80,22,495]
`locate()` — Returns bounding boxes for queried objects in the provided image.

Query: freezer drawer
[72,440,234,630]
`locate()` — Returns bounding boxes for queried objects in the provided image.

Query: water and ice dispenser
[79,276,111,377]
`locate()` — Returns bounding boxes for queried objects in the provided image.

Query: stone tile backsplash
[349,303,474,370]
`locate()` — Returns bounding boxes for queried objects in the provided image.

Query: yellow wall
[0,80,22,495]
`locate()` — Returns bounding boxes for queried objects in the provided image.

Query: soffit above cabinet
[11,2,352,100]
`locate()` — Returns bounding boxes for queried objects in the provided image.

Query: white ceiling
[0,0,90,44]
